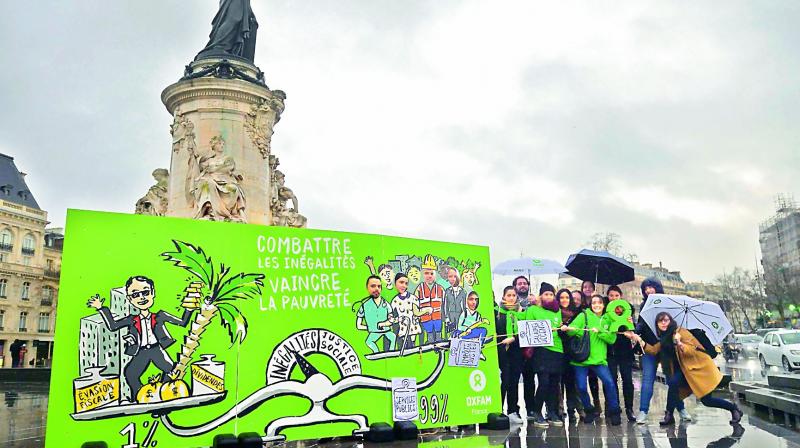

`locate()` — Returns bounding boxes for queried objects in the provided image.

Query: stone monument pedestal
[161,58,285,225]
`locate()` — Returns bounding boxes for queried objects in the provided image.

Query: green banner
[46,210,501,447]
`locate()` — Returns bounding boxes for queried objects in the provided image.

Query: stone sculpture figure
[196,0,259,62]
[135,169,170,216]
[269,155,307,227]
[187,135,247,222]
[171,110,197,154]
[244,95,285,159]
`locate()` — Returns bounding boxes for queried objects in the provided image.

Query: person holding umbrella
[640,312,742,425]
[630,278,690,424]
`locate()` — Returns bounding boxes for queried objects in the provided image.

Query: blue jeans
[666,369,735,413]
[640,353,684,413]
[574,364,621,413]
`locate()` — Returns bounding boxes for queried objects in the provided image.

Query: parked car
[735,333,762,359]
[755,328,778,338]
[758,330,800,371]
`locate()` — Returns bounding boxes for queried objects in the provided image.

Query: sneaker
[527,410,538,420]
[679,409,692,422]
[609,412,622,426]
[508,412,525,425]
[533,415,549,427]
[730,406,743,425]
[548,414,564,426]
[635,411,648,425]
[626,408,636,422]
[659,411,675,426]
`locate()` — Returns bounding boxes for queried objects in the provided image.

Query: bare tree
[713,267,764,332]
[586,232,638,263]
[763,261,800,322]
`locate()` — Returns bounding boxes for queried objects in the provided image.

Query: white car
[758,330,800,372]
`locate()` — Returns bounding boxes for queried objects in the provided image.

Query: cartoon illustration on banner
[49,211,501,447]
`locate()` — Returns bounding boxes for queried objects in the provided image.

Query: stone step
[767,374,800,392]
[744,387,800,417]
[729,380,767,401]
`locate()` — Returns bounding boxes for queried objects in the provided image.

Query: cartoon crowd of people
[355,254,488,354]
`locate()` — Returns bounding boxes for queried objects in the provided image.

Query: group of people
[495,276,743,427]
[356,255,488,353]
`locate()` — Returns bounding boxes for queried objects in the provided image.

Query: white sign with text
[391,377,419,421]
[517,319,554,348]
[448,338,482,368]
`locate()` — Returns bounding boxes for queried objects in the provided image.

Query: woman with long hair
[497,286,526,424]
[558,288,583,421]
[567,294,622,425]
[640,312,742,426]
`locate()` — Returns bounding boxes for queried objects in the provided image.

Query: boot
[582,406,598,424]
[626,408,636,422]
[730,406,743,424]
[609,409,622,426]
[659,411,675,426]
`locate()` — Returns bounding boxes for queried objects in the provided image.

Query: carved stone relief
[186,135,247,222]
[269,155,307,228]
[245,94,286,159]
[171,109,197,154]
[135,169,170,216]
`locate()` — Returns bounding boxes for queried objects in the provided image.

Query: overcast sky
[1,1,798,282]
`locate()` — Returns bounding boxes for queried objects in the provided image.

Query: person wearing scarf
[641,312,742,426]
[508,282,566,427]
[567,294,623,426]
[558,288,583,422]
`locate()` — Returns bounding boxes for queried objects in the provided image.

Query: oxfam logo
[469,370,486,392]
[712,322,719,329]
[653,299,662,305]
[532,259,543,266]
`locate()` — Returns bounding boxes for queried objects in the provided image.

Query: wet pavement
[2,356,799,447]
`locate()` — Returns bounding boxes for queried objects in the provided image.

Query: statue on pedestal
[187,135,247,222]
[135,169,170,216]
[269,155,306,227]
[196,0,259,62]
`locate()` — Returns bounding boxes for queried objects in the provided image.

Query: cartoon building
[78,287,134,400]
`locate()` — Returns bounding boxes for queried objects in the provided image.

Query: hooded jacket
[635,277,664,345]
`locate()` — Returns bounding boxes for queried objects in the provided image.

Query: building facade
[760,195,800,276]
[0,153,62,368]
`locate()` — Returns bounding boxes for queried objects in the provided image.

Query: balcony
[22,247,35,256]
[38,328,49,333]
[41,299,53,307]
[18,327,27,332]
[0,243,12,252]
[44,269,60,279]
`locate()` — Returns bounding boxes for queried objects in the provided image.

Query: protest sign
[517,320,554,347]
[46,210,501,447]
[448,338,482,368]
[392,378,418,421]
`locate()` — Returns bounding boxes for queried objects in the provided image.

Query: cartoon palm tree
[161,240,265,380]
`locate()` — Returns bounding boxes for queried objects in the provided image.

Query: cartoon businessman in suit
[87,275,193,400]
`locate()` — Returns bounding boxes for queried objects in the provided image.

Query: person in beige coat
[641,312,742,426]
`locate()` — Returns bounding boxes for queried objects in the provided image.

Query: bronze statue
[196,0,259,62]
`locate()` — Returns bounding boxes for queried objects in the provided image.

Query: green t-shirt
[512,305,564,354]
[567,311,617,366]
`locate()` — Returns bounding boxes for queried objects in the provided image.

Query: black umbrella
[565,249,635,285]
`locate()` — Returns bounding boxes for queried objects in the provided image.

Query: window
[765,334,773,345]
[38,313,50,332]
[0,309,4,329]
[18,311,27,331]
[42,286,53,306]
[22,234,35,256]
[0,279,6,298]
[0,229,11,250]
[0,253,5,262]
[46,259,53,270]
[21,282,30,300]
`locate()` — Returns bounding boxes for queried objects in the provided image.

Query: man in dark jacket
[632,277,690,424]
[87,275,193,400]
